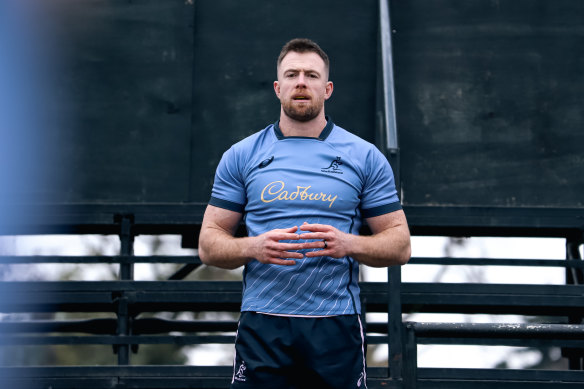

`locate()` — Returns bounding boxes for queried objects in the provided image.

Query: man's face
[274,52,333,122]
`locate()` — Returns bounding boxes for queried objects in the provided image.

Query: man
[199,38,410,389]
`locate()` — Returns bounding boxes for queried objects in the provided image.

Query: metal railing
[0,226,583,388]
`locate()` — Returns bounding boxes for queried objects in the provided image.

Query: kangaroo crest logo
[321,156,343,174]
[234,360,247,382]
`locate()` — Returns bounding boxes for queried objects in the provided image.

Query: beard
[281,98,323,122]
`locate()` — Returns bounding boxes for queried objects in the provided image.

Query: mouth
[292,95,311,101]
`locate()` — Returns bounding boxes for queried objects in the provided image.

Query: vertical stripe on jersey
[345,256,359,315]
[345,204,362,315]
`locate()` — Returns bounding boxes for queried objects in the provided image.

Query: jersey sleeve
[209,146,246,213]
[360,148,402,218]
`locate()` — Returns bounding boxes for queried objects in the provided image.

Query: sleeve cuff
[209,196,245,213]
[361,202,402,218]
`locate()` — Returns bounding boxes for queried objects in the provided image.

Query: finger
[276,226,299,233]
[266,246,304,258]
[265,240,304,252]
[299,223,331,232]
[275,242,308,251]
[297,240,328,250]
[280,250,304,259]
[271,232,302,241]
[305,250,333,258]
[297,232,328,241]
[266,258,297,266]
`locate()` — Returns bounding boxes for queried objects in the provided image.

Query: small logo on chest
[258,156,274,169]
[321,156,343,174]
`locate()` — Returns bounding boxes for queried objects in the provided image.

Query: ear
[274,81,280,98]
[324,81,333,100]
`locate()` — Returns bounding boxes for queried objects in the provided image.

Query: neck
[278,110,327,138]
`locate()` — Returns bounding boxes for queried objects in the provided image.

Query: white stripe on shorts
[357,315,368,388]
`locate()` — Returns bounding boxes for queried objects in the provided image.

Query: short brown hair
[277,38,330,72]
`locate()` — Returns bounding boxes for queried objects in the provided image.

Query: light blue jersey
[209,118,401,315]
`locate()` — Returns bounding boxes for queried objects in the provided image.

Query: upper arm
[198,205,247,268]
[366,209,409,236]
[200,205,243,238]
[365,209,411,265]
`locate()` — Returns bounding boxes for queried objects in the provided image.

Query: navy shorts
[230,311,368,389]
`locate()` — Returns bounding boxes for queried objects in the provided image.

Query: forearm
[344,228,411,267]
[300,210,411,267]
[198,226,253,270]
[199,204,305,269]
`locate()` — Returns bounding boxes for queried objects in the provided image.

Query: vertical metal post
[119,215,135,279]
[116,214,135,365]
[378,0,401,195]
[116,293,131,365]
[402,322,417,389]
[565,237,583,370]
[379,1,404,382]
[388,266,403,381]
[566,238,583,285]
[379,0,399,152]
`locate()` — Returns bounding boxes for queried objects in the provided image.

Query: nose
[296,72,307,86]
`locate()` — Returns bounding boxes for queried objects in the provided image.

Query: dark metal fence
[1,217,583,388]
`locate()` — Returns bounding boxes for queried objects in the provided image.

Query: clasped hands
[251,222,349,266]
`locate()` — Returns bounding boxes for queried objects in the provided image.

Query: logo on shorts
[321,156,343,174]
[234,360,247,382]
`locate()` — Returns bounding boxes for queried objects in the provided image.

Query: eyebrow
[283,68,322,77]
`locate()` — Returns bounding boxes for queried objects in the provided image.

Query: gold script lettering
[261,181,285,203]
[261,181,337,208]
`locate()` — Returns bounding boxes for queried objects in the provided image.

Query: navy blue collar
[274,116,334,141]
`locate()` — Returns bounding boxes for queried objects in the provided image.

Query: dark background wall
[17,0,584,230]
[393,0,584,209]
[47,0,379,205]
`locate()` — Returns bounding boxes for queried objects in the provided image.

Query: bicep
[365,209,409,236]
[201,204,243,237]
